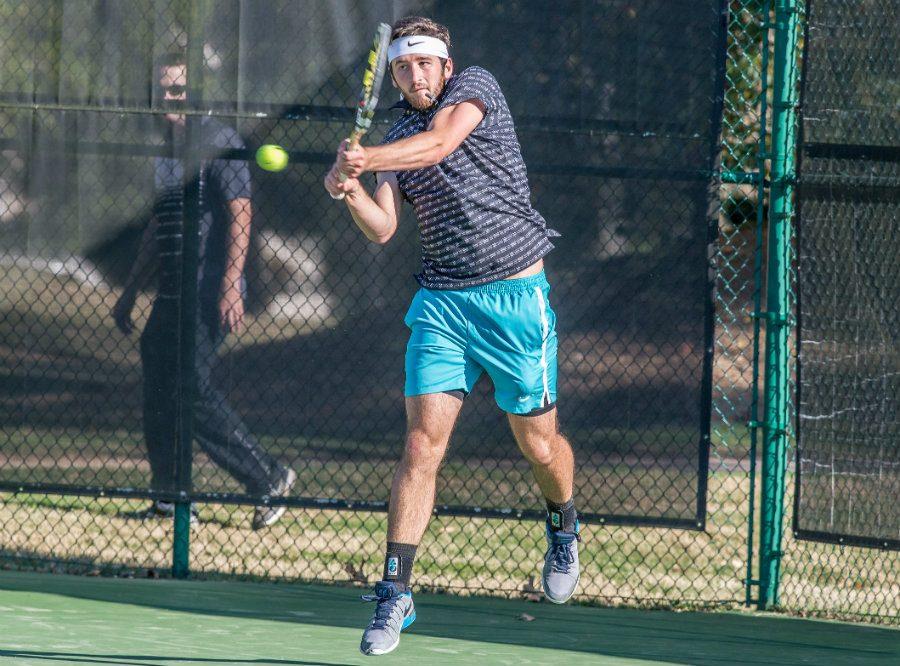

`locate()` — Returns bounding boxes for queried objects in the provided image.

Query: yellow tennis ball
[255,144,288,172]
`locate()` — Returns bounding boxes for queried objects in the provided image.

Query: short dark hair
[154,52,186,72]
[391,16,452,49]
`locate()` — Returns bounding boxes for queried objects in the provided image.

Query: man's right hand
[323,162,361,200]
[112,287,138,334]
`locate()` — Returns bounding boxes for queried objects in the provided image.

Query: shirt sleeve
[438,66,504,114]
[208,125,252,201]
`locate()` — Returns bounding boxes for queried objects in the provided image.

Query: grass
[1,473,747,601]
[1,265,897,626]
[1,461,897,626]
[0,425,708,518]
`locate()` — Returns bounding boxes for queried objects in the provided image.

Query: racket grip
[332,134,360,200]
[335,167,348,198]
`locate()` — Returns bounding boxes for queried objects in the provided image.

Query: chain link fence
[781,0,899,622]
[0,0,896,625]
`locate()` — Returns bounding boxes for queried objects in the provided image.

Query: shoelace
[361,592,403,630]
[548,534,578,573]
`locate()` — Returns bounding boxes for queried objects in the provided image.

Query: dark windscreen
[794,0,899,549]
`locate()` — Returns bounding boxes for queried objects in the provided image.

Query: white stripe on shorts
[534,286,551,407]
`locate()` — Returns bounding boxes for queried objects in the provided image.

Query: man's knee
[511,410,566,468]
[519,434,557,467]
[402,429,447,474]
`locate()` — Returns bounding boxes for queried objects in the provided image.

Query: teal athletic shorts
[403,271,558,415]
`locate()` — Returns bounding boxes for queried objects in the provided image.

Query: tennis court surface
[0,571,896,666]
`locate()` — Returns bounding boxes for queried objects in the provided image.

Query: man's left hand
[337,139,369,178]
[220,286,244,334]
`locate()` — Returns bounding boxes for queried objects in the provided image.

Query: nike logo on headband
[407,40,424,46]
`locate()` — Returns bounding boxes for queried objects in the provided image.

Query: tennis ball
[255,144,288,172]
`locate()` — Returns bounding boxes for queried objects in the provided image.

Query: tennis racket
[333,22,391,199]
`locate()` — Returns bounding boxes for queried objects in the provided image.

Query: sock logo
[387,556,399,577]
[550,511,562,528]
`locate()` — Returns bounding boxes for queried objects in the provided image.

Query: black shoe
[140,500,198,525]
[252,468,297,530]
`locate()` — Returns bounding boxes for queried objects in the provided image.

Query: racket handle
[333,134,362,199]
[334,168,348,199]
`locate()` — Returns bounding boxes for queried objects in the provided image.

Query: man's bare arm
[220,197,252,333]
[339,100,486,176]
[223,197,252,292]
[324,169,402,244]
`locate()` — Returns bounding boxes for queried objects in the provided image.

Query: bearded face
[391,54,452,110]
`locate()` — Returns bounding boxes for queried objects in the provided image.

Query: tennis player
[324,16,580,656]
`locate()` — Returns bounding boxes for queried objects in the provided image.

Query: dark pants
[139,298,282,494]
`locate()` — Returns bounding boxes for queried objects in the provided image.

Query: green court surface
[0,571,896,666]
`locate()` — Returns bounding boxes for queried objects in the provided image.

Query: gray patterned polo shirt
[382,66,557,289]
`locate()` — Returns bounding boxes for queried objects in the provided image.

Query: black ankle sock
[546,498,577,532]
[383,542,417,590]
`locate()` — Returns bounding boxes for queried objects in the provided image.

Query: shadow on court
[0,653,337,666]
[0,571,896,665]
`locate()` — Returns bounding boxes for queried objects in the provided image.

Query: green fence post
[745,0,773,607]
[757,0,801,610]
[172,3,208,580]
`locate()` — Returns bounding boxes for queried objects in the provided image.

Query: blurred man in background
[113,52,296,530]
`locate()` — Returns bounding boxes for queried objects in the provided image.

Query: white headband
[387,35,449,63]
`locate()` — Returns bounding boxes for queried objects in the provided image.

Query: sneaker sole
[141,508,198,523]
[360,611,416,656]
[257,505,287,528]
[363,639,399,656]
[253,469,298,529]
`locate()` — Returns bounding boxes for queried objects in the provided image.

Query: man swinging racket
[324,16,580,656]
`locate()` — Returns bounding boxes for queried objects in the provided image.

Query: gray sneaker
[252,467,297,530]
[359,581,416,656]
[542,520,580,603]
[140,500,198,525]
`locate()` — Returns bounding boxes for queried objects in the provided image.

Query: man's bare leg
[382,392,462,586]
[508,407,574,505]
[509,407,580,603]
[360,393,461,655]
